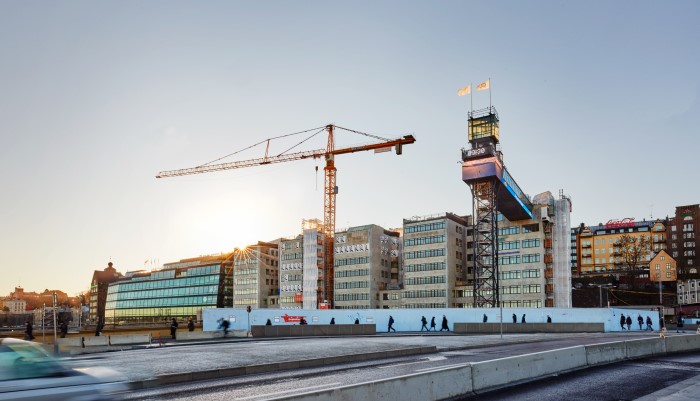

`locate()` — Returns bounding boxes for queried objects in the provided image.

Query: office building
[233,241,279,309]
[667,204,699,279]
[333,224,400,309]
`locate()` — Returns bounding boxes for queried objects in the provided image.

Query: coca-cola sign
[605,218,635,229]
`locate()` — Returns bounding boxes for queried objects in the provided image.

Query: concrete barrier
[268,364,472,401]
[175,331,223,341]
[585,341,627,366]
[454,322,604,334]
[251,324,376,337]
[625,337,666,359]
[665,334,700,353]
[83,336,110,347]
[470,346,587,392]
[109,333,151,345]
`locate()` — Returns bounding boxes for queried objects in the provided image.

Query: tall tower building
[667,204,699,279]
[233,241,279,309]
[279,234,304,310]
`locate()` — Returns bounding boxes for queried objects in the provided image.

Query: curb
[127,345,438,390]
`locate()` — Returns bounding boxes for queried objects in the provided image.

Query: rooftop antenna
[650,204,654,220]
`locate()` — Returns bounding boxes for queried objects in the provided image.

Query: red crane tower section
[156,124,415,308]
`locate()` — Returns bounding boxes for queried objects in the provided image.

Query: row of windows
[402,290,447,298]
[522,239,540,248]
[502,300,542,308]
[500,269,541,279]
[405,275,446,286]
[104,306,204,321]
[402,303,447,308]
[335,268,369,278]
[405,235,446,247]
[499,226,520,236]
[335,281,369,289]
[335,257,369,267]
[499,241,520,250]
[522,254,540,263]
[335,293,369,301]
[405,221,446,233]
[235,268,258,275]
[234,298,257,305]
[405,262,446,272]
[405,248,446,260]
[110,274,220,294]
[281,253,303,260]
[279,296,301,304]
[106,295,217,309]
[501,284,542,294]
[235,278,258,285]
[106,285,218,302]
[234,288,259,295]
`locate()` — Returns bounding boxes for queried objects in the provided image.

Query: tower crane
[156,124,415,308]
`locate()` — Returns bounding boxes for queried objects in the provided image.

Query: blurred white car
[0,338,127,400]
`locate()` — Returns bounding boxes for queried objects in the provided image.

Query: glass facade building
[104,263,230,324]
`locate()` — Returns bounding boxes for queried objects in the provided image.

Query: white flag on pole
[457,85,471,96]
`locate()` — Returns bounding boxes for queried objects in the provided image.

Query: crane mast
[157,124,415,309]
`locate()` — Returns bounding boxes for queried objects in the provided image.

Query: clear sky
[1,1,698,297]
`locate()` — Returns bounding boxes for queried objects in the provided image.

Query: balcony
[544,254,553,263]
[581,242,591,248]
[545,268,553,279]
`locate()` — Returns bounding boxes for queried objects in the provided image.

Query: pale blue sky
[1,1,698,296]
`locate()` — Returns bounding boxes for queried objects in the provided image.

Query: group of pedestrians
[619,313,656,331]
[417,315,450,332]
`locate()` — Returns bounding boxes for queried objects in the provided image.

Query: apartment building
[667,204,699,279]
[401,213,469,308]
[333,224,400,309]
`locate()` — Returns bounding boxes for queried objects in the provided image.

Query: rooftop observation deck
[461,147,533,221]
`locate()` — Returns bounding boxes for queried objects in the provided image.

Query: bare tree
[614,233,652,288]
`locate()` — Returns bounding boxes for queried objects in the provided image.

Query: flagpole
[489,77,492,110]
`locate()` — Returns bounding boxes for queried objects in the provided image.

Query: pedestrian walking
[645,316,653,331]
[59,320,68,338]
[430,316,436,331]
[330,317,336,325]
[266,319,272,326]
[512,313,517,323]
[547,315,552,323]
[521,314,526,323]
[354,318,360,324]
[483,314,488,323]
[620,314,626,330]
[24,320,34,341]
[637,315,644,330]
[626,315,632,331]
[388,315,396,332]
[659,316,665,331]
[300,317,307,325]
[421,316,428,331]
[95,319,104,336]
[170,318,178,339]
[218,318,230,337]
[187,318,195,332]
[676,315,684,333]
[440,315,450,332]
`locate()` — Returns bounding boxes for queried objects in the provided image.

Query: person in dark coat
[388,316,396,332]
[659,316,665,331]
[521,314,526,323]
[547,315,552,323]
[620,314,626,330]
[266,319,272,326]
[300,317,307,325]
[421,316,428,331]
[187,318,195,332]
[219,318,230,337]
[440,315,449,332]
[512,313,517,323]
[637,315,643,330]
[24,321,34,341]
[625,315,632,330]
[676,315,685,333]
[483,314,488,323]
[95,319,104,336]
[170,318,178,339]
[59,320,68,338]
[430,316,436,331]
[646,316,653,331]
[354,318,360,324]
[330,317,335,325]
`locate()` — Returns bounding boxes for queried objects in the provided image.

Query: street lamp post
[52,292,58,354]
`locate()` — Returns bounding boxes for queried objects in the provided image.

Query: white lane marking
[414,363,467,373]
[236,382,342,400]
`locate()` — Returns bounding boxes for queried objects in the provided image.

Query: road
[69,332,698,400]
